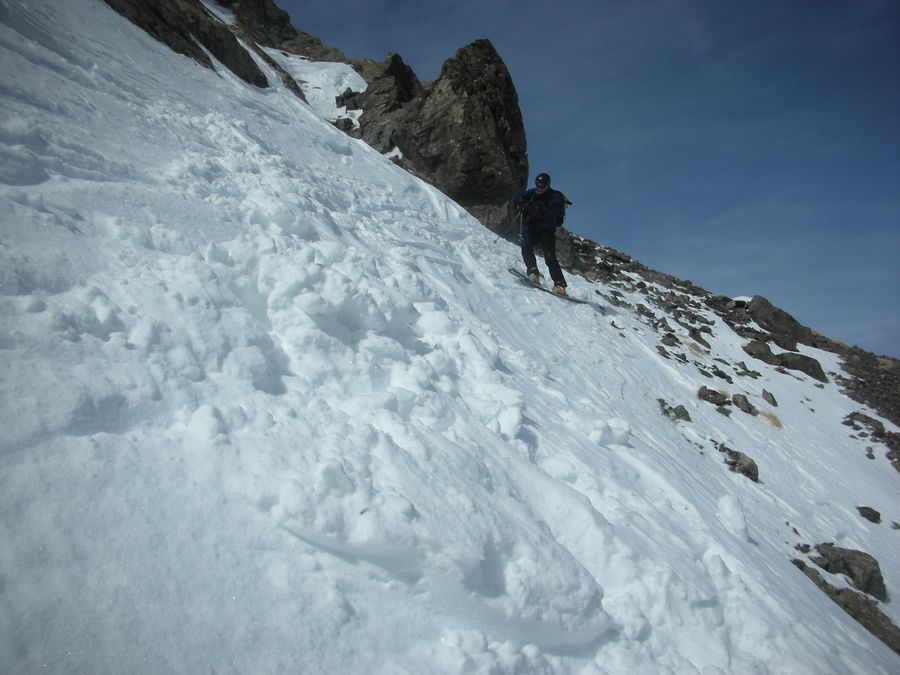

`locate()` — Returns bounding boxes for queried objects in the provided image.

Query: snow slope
[1,1,898,672]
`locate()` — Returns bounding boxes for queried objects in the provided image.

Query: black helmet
[535,173,551,187]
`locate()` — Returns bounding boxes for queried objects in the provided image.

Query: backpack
[554,190,572,228]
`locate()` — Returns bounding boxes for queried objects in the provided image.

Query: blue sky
[279,0,900,358]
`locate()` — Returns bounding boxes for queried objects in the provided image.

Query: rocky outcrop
[103,0,316,100]
[745,295,817,351]
[698,386,729,407]
[658,399,691,422]
[732,394,758,416]
[103,0,268,87]
[742,340,828,383]
[715,443,760,482]
[835,348,900,429]
[216,0,346,61]
[811,544,888,602]
[844,412,900,473]
[548,223,900,440]
[336,40,528,236]
[792,558,900,656]
[335,54,424,139]
[711,295,899,428]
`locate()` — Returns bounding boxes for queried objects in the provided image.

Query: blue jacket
[512,188,563,232]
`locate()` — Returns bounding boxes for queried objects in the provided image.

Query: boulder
[732,394,758,416]
[857,507,882,524]
[658,399,692,423]
[689,327,711,349]
[811,544,888,601]
[717,444,759,482]
[779,351,829,383]
[672,405,692,422]
[727,451,758,481]
[661,333,679,347]
[742,340,828,383]
[743,339,780,365]
[746,295,816,350]
[698,386,729,407]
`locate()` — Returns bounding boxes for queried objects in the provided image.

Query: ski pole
[494,210,523,244]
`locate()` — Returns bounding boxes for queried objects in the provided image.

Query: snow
[1,0,899,672]
[199,0,236,26]
[263,47,366,126]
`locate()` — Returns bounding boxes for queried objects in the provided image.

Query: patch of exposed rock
[857,506,882,524]
[835,349,900,430]
[658,399,691,423]
[216,0,346,61]
[104,0,268,87]
[844,412,900,473]
[552,225,900,461]
[698,386,729,407]
[741,340,828,383]
[744,296,815,351]
[711,294,900,428]
[716,442,759,482]
[731,394,758,416]
[794,542,897,654]
[792,559,900,656]
[810,543,888,601]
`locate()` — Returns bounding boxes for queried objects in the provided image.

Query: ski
[507,267,589,304]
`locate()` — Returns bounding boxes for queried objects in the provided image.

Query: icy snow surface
[1,1,899,673]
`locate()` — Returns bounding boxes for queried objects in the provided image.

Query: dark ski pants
[521,227,566,287]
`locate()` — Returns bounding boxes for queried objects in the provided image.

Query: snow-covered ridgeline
[1,1,898,673]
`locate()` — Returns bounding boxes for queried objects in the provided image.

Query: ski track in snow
[1,1,899,673]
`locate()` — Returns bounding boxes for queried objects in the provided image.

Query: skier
[512,172,567,295]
